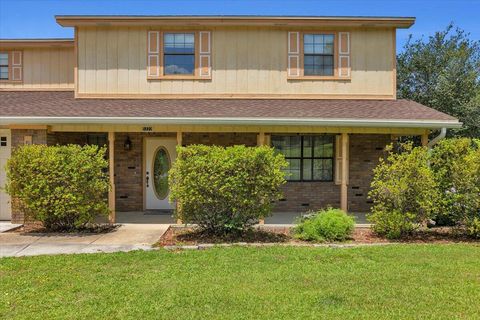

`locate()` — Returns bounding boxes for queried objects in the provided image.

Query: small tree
[430,138,480,236]
[6,144,110,230]
[368,143,441,238]
[397,24,480,137]
[169,145,288,234]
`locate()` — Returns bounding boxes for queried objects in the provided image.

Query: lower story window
[271,135,334,181]
[87,134,107,147]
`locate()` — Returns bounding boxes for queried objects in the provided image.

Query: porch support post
[421,132,429,147]
[108,131,116,223]
[176,132,183,224]
[257,132,266,225]
[340,133,349,212]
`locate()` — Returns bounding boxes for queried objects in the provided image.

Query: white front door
[0,129,12,220]
[145,138,177,210]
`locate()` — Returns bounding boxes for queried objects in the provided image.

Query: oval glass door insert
[152,147,170,200]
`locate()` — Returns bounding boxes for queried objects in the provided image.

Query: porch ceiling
[0,91,461,129]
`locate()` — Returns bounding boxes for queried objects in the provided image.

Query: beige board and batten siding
[0,47,74,90]
[76,26,395,98]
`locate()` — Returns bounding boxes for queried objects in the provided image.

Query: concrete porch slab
[0,222,23,233]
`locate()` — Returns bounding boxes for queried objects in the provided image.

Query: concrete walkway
[0,224,169,258]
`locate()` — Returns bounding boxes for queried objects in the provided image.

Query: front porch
[9,125,430,224]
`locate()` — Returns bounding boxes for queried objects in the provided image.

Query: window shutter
[338,32,350,78]
[335,135,349,185]
[147,31,160,77]
[199,31,211,77]
[11,51,22,81]
[288,32,300,77]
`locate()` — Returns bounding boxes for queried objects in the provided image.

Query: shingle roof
[0,91,460,128]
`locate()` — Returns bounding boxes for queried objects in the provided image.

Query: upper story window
[0,53,8,80]
[287,31,350,79]
[147,31,211,79]
[163,33,195,75]
[0,51,23,82]
[272,135,334,182]
[303,34,334,76]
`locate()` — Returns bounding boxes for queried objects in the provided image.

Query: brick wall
[275,181,341,212]
[348,134,391,212]
[11,129,50,148]
[183,133,257,146]
[274,134,390,213]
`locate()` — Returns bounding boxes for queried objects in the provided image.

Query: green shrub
[430,138,480,235]
[430,138,480,232]
[367,143,441,239]
[169,145,288,234]
[6,144,110,230]
[293,208,355,242]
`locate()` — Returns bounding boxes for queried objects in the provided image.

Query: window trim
[287,31,350,81]
[147,31,208,80]
[272,134,335,182]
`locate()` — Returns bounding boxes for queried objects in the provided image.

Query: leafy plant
[6,144,110,230]
[430,138,480,235]
[293,208,355,242]
[367,143,441,239]
[169,145,288,234]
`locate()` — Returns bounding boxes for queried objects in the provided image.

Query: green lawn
[1,244,480,319]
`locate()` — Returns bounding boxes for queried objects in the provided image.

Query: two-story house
[0,15,461,223]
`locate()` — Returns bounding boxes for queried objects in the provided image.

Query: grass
[1,244,480,319]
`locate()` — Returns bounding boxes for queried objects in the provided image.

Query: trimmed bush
[169,145,288,234]
[430,138,480,236]
[6,144,110,230]
[367,143,441,239]
[293,208,355,242]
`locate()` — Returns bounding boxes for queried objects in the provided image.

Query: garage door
[0,129,11,221]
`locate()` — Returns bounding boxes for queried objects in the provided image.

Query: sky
[0,0,479,52]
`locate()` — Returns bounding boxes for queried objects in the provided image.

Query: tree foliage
[169,145,288,234]
[397,24,480,137]
[6,144,110,230]
[430,138,480,236]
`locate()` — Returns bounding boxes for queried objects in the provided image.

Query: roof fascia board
[0,39,74,48]
[55,16,415,28]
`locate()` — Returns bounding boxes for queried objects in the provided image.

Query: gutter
[0,116,462,129]
[427,127,447,148]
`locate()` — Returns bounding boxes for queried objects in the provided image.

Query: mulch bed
[158,225,479,247]
[12,222,118,234]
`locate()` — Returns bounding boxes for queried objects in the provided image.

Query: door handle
[146,171,150,187]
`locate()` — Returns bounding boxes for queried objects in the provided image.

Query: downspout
[427,127,447,148]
